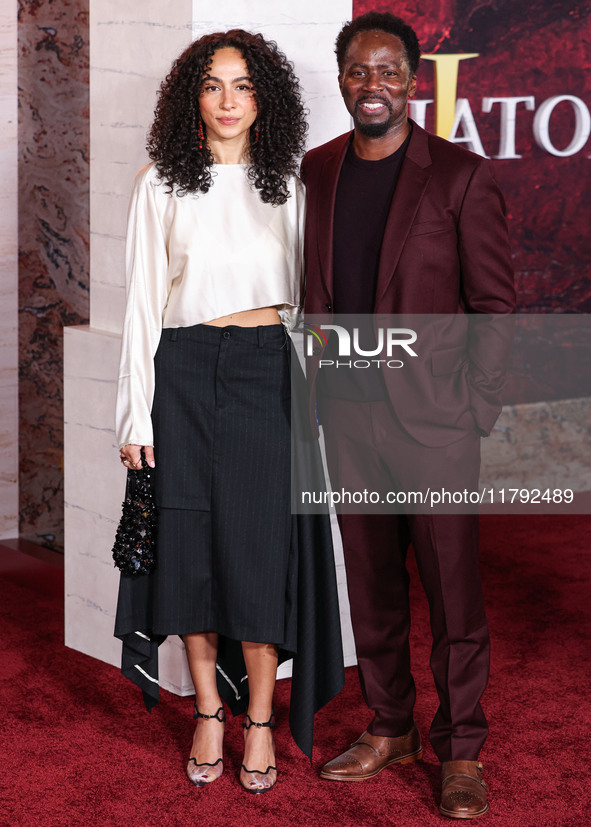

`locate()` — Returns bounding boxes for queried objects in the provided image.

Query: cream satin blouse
[115,162,305,449]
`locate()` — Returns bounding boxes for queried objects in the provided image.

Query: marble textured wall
[18,0,90,549]
[482,398,591,503]
[0,1,19,539]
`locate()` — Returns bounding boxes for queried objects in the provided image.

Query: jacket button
[325,303,332,312]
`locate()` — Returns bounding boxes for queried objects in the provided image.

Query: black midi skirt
[114,323,344,760]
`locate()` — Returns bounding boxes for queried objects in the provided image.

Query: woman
[113,30,343,794]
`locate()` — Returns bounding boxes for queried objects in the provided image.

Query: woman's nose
[219,89,236,109]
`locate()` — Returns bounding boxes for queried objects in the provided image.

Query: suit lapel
[374,124,432,307]
[315,132,352,302]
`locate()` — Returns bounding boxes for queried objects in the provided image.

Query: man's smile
[359,102,387,113]
[356,97,391,117]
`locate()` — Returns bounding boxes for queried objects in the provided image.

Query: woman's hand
[119,444,155,470]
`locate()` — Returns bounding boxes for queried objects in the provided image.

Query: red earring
[197,119,205,150]
[255,122,259,143]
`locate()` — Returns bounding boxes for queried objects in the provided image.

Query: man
[301,12,515,820]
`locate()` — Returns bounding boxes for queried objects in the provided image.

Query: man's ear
[408,74,417,98]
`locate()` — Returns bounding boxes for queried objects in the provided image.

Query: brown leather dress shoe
[439,761,489,819]
[320,723,422,781]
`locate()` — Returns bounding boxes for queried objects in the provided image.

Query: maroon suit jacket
[300,122,516,446]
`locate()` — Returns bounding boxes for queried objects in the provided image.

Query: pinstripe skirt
[116,323,296,647]
[114,325,345,758]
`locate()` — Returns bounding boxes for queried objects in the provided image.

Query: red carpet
[1,515,590,826]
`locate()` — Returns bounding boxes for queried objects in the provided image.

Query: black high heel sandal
[186,704,226,787]
[240,709,277,794]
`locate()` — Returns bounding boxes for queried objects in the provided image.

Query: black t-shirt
[333,132,410,314]
[319,131,411,401]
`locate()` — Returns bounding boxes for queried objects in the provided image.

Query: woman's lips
[218,117,239,125]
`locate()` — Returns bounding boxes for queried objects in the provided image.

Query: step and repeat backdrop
[356,0,591,314]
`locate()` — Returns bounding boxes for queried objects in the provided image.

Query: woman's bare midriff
[203,307,281,327]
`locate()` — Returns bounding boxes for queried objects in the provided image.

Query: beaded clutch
[112,452,156,576]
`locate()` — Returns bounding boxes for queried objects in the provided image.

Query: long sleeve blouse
[115,162,305,449]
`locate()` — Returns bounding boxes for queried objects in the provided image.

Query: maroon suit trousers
[319,395,490,761]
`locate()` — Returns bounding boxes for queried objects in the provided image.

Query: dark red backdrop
[354,1,591,312]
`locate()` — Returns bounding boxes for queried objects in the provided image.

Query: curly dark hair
[147,30,307,205]
[335,12,421,76]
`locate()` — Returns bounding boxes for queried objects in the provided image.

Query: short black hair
[335,11,421,75]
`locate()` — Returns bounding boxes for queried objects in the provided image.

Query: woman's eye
[236,84,253,92]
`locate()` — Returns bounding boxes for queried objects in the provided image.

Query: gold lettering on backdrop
[421,54,479,139]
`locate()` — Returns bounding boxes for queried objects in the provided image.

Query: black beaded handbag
[112,452,156,576]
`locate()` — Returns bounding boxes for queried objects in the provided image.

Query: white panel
[68,0,357,701]
[63,326,192,694]
[191,0,353,149]
[90,0,194,332]
[0,0,19,538]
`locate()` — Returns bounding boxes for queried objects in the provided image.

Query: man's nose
[363,71,383,91]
